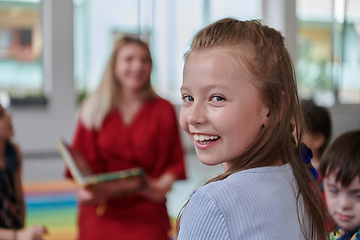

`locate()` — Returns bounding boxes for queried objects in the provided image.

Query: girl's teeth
[194,134,219,141]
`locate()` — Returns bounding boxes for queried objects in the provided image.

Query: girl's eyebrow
[180,84,231,92]
[204,84,231,92]
[179,86,188,92]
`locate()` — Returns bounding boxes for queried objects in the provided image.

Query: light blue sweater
[178,163,310,240]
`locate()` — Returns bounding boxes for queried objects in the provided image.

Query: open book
[56,138,145,187]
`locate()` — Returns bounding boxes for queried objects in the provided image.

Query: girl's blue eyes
[211,96,225,102]
[182,95,194,102]
[181,95,225,102]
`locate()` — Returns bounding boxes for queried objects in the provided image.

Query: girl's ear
[262,91,287,127]
[260,103,270,127]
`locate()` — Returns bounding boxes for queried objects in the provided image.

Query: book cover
[55,138,145,187]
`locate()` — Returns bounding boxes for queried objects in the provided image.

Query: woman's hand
[76,186,102,204]
[139,173,177,203]
[77,177,145,204]
[17,225,47,240]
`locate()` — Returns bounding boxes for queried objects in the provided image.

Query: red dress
[66,97,186,240]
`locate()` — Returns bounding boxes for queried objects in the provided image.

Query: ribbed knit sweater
[178,163,310,240]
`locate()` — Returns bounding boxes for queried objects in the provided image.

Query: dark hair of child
[320,130,360,186]
[301,100,332,157]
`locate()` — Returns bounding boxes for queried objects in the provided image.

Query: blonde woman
[66,37,186,240]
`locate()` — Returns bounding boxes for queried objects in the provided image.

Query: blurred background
[0,0,359,239]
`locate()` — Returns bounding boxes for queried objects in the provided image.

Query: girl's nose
[186,103,207,125]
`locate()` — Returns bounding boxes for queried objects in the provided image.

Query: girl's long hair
[176,18,329,240]
[80,36,157,129]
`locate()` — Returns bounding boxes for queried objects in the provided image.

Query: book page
[56,138,145,188]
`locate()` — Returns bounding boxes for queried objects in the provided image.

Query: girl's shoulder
[186,164,305,240]
[194,163,295,203]
[205,163,292,185]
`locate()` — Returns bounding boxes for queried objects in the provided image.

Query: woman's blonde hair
[80,36,157,129]
[176,18,329,240]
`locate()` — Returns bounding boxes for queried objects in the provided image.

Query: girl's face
[180,49,269,168]
[324,170,360,232]
[0,105,14,141]
[114,42,152,93]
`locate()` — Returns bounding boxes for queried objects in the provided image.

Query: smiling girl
[176,18,329,240]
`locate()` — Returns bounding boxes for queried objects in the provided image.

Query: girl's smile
[192,133,221,149]
[179,49,270,167]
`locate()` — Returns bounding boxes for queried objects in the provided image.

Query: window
[337,0,360,104]
[0,0,44,106]
[73,0,262,104]
[296,0,360,106]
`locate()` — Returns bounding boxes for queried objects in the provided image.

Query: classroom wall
[329,105,360,139]
[10,0,76,156]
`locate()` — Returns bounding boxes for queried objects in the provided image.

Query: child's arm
[0,228,16,240]
[13,143,25,227]
[0,225,47,240]
[178,191,230,240]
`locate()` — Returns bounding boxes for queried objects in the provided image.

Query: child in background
[320,130,360,240]
[176,18,329,239]
[301,99,332,193]
[301,100,332,170]
[0,104,47,240]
